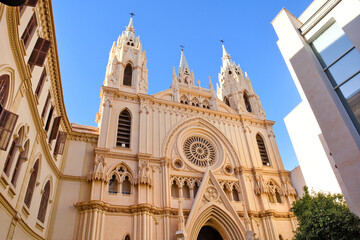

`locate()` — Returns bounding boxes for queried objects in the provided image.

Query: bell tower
[104,17,148,94]
[218,44,266,119]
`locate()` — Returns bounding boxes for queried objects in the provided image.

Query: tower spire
[126,17,135,33]
[222,44,231,61]
[178,48,195,85]
[179,49,189,71]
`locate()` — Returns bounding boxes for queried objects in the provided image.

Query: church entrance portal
[197,226,223,240]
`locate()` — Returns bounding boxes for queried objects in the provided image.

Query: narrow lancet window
[108,175,118,193]
[232,188,240,202]
[183,182,190,199]
[117,109,131,148]
[123,64,132,86]
[171,181,179,198]
[244,92,252,112]
[122,176,131,194]
[223,96,230,107]
[193,182,199,198]
[256,134,270,166]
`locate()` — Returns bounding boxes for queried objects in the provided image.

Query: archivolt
[187,204,245,240]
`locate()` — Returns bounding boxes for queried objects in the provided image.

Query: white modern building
[285,99,342,195]
[273,0,360,215]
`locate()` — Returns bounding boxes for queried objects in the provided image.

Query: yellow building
[0,1,297,239]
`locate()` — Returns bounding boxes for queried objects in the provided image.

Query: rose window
[183,136,216,167]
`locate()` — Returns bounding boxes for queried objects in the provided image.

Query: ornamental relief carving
[137,160,152,185]
[88,155,107,181]
[254,174,265,195]
[204,186,219,202]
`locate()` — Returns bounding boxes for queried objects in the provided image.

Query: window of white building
[311,22,360,133]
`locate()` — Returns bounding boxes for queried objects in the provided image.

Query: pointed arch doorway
[197,226,223,240]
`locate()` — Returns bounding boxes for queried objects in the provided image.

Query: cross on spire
[220,39,224,44]
[180,44,185,51]
[129,12,135,17]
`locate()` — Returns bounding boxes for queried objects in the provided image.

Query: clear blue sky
[52,0,313,170]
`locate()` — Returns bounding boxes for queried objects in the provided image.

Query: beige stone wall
[0,1,298,240]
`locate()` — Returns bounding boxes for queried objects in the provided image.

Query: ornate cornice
[75,200,295,219]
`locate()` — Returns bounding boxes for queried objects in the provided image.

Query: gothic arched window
[180,95,188,104]
[202,100,210,109]
[37,180,50,223]
[223,186,231,199]
[256,134,270,166]
[275,189,282,203]
[123,64,132,86]
[193,182,199,198]
[117,109,131,148]
[268,192,275,203]
[11,139,30,186]
[232,188,240,202]
[122,176,131,194]
[24,159,39,207]
[244,92,252,112]
[183,181,190,199]
[191,98,200,107]
[223,96,230,107]
[0,74,10,113]
[171,180,179,198]
[125,235,130,240]
[108,175,118,194]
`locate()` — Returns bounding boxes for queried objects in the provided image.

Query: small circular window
[183,136,216,167]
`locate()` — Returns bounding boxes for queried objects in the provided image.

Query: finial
[220,39,224,44]
[209,76,213,89]
[180,44,185,52]
[126,13,135,33]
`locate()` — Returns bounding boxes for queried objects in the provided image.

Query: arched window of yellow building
[4,126,25,176]
[37,180,50,223]
[24,159,39,207]
[11,139,30,186]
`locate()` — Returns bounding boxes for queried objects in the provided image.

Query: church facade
[0,1,297,239]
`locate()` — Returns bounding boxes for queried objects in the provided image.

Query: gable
[185,168,246,239]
